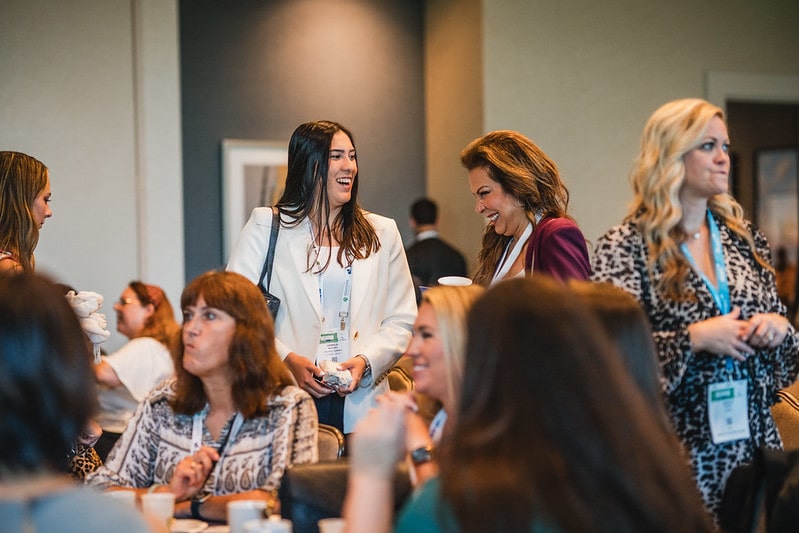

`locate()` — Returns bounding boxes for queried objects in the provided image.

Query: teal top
[395,477,558,533]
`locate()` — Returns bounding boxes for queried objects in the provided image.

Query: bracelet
[191,493,212,520]
[355,354,371,375]
[190,499,203,520]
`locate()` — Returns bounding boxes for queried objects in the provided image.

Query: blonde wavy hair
[625,98,769,300]
[419,284,485,409]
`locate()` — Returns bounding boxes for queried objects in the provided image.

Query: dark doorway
[727,102,799,316]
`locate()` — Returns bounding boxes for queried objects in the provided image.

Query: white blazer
[227,208,417,432]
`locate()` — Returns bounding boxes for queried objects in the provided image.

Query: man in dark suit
[406,198,468,301]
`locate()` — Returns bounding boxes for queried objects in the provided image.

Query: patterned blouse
[592,214,799,518]
[87,379,318,496]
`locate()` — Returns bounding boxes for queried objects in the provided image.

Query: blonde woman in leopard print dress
[592,98,799,521]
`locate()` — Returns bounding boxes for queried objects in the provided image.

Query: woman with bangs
[88,271,318,522]
[592,98,799,520]
[0,151,52,273]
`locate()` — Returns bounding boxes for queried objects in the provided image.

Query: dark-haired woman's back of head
[0,272,96,475]
[439,276,713,533]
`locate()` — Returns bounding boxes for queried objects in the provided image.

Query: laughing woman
[227,120,416,435]
[461,131,590,286]
[88,271,317,522]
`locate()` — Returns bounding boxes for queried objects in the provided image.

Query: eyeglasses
[117,297,138,306]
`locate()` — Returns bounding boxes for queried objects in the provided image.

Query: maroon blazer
[524,216,591,281]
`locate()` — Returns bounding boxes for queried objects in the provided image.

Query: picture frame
[221,139,289,261]
[755,147,799,262]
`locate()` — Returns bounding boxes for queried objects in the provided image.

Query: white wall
[481,0,799,250]
[0,0,183,350]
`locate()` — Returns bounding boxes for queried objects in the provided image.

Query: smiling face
[181,295,236,380]
[325,130,357,214]
[469,166,528,240]
[113,286,154,339]
[406,301,449,403]
[680,116,731,202]
[32,171,52,228]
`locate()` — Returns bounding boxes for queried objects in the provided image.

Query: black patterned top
[591,214,799,518]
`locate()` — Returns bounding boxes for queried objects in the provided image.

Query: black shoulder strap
[258,207,280,292]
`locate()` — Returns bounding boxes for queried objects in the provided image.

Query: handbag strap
[258,207,280,292]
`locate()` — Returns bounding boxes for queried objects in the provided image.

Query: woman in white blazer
[227,120,416,434]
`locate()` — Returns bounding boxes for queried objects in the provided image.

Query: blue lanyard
[681,210,734,372]
[680,210,730,314]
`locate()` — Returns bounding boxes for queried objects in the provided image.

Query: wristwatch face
[411,445,433,465]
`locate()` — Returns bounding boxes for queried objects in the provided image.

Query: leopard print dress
[592,215,799,519]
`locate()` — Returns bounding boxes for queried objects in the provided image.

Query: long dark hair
[568,280,668,421]
[171,271,294,418]
[276,120,379,272]
[0,273,96,475]
[439,277,712,532]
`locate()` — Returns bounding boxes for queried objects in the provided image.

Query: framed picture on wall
[755,146,799,264]
[222,139,289,261]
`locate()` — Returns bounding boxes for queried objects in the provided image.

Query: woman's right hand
[284,352,334,398]
[168,446,219,502]
[687,307,755,361]
[376,392,430,452]
[350,400,408,479]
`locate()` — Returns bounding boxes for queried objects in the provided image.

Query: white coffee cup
[228,500,268,533]
[141,492,175,527]
[437,276,473,286]
[317,517,346,533]
[243,517,292,532]
[104,489,136,507]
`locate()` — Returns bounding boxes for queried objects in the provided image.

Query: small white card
[707,379,750,444]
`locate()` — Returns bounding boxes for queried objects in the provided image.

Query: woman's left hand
[77,419,103,447]
[744,313,790,348]
[335,355,368,396]
[168,446,219,501]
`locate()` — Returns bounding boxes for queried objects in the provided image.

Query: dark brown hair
[0,273,96,474]
[170,271,294,417]
[439,277,712,532]
[276,120,380,272]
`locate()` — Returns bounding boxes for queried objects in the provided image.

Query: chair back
[317,423,345,461]
[771,385,799,450]
[279,460,411,533]
[772,381,799,450]
[386,356,414,392]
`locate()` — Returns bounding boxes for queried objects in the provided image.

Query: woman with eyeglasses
[93,281,180,461]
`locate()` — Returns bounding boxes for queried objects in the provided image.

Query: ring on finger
[768,332,775,342]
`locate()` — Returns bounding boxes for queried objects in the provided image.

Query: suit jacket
[227,208,417,432]
[406,236,467,287]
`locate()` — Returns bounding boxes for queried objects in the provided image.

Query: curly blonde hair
[625,98,769,300]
